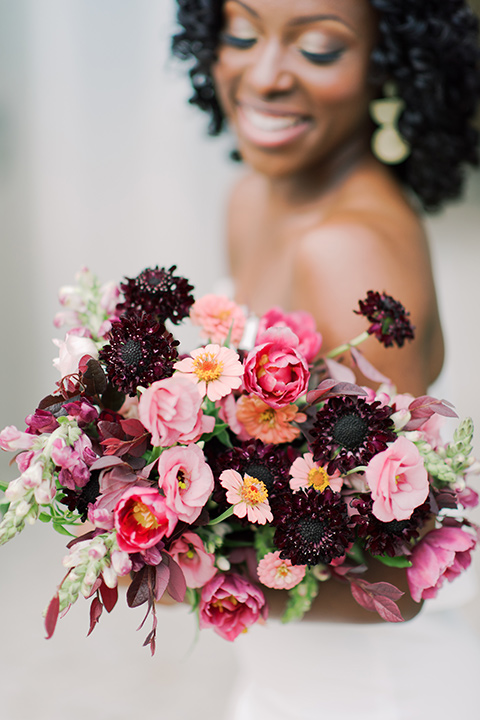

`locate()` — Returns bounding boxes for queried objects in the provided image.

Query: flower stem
[326,331,370,359]
[208,506,235,526]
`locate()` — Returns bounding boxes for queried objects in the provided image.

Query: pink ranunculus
[158,443,214,524]
[256,307,322,363]
[52,330,98,378]
[199,572,267,641]
[407,527,476,602]
[169,532,217,588]
[365,436,429,522]
[190,294,247,346]
[138,375,214,447]
[243,327,310,409]
[114,486,177,553]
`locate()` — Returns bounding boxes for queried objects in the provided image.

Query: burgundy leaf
[154,561,171,602]
[143,628,157,656]
[324,358,356,384]
[306,379,367,405]
[99,581,118,613]
[372,596,404,623]
[350,582,376,612]
[45,594,60,639]
[87,596,103,636]
[403,396,458,431]
[350,347,391,384]
[350,579,405,622]
[127,566,152,608]
[120,418,148,437]
[164,554,187,602]
[79,357,107,396]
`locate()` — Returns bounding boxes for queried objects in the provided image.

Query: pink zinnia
[190,294,246,346]
[257,551,306,590]
[289,452,343,493]
[174,344,244,402]
[220,469,273,524]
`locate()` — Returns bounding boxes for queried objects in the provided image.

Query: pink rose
[407,527,476,602]
[169,532,217,588]
[256,307,322,363]
[158,444,214,524]
[243,327,310,409]
[114,486,177,552]
[366,436,429,522]
[138,375,214,447]
[199,572,267,641]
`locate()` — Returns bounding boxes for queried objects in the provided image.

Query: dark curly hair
[172,0,480,211]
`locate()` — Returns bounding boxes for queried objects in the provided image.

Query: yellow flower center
[132,501,159,529]
[276,563,290,579]
[256,353,269,379]
[307,466,330,492]
[216,309,232,322]
[212,595,238,612]
[259,408,277,427]
[193,352,224,383]
[240,474,268,506]
[177,468,189,491]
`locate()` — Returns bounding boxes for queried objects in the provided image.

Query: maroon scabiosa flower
[309,396,396,474]
[117,266,194,325]
[351,496,431,557]
[355,291,415,347]
[273,487,354,566]
[99,312,179,396]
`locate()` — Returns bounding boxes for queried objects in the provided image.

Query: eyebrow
[226,2,355,33]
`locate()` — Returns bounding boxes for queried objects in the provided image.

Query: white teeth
[242,106,300,132]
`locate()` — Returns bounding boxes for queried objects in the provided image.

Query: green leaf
[374,554,412,568]
[346,541,366,565]
[0,480,10,492]
[282,571,319,623]
[52,522,76,537]
[39,512,52,523]
[253,525,276,561]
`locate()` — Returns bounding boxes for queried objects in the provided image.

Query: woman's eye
[300,48,344,65]
[220,32,257,49]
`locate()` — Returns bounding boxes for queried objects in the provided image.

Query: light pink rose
[52,329,98,378]
[407,527,476,602]
[138,375,214,447]
[256,307,322,363]
[158,444,214,524]
[199,572,267,641]
[114,486,177,553]
[365,436,429,522]
[243,327,310,409]
[169,532,217,588]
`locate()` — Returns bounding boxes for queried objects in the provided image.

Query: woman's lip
[235,104,311,148]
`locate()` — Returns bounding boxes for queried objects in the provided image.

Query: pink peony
[407,527,476,602]
[138,375,214,447]
[114,486,177,553]
[199,572,267,640]
[190,294,247,346]
[289,452,342,493]
[174,344,244,402]
[169,532,217,588]
[243,327,309,409]
[220,469,273,524]
[158,444,214,524]
[256,307,322,363]
[257,551,306,590]
[365,436,429,522]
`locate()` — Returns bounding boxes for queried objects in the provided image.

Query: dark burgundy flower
[309,395,396,474]
[351,496,431,557]
[273,487,354,566]
[355,291,415,347]
[117,266,194,325]
[99,313,179,396]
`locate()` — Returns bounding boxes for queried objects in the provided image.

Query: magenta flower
[158,443,214,524]
[169,532,217,588]
[174,344,244,401]
[257,551,306,590]
[220,469,273,524]
[365,436,429,522]
[256,307,322,363]
[243,327,310,409]
[407,527,476,602]
[138,375,214,447]
[190,294,247,346]
[114,486,177,552]
[199,572,267,640]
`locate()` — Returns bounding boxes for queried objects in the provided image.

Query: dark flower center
[120,339,145,367]
[333,413,368,450]
[146,275,167,290]
[299,517,326,544]
[382,519,409,534]
[245,463,274,492]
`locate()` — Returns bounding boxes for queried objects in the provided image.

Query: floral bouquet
[0,266,478,653]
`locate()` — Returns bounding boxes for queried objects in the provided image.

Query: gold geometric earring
[369,81,411,165]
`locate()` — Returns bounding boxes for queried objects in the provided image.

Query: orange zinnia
[236,394,306,444]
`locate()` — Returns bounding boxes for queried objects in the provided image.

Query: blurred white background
[0,2,479,719]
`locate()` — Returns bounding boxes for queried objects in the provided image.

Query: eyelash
[220,33,256,49]
[300,49,344,65]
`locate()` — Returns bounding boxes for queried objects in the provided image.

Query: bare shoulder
[226,171,265,271]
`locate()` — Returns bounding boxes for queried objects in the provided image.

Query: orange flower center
[276,563,290,579]
[132,501,159,529]
[240,474,268,506]
[216,309,232,322]
[193,352,224,383]
[307,466,330,492]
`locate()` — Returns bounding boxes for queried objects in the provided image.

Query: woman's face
[212,0,379,179]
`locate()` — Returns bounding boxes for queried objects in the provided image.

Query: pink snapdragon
[199,572,267,640]
[190,294,247,346]
[256,307,322,363]
[0,426,36,452]
[365,436,429,522]
[138,375,214,447]
[407,527,476,602]
[174,344,244,402]
[50,435,94,490]
[158,444,214,524]
[114,486,177,553]
[243,327,309,408]
[169,532,217,588]
[257,551,306,590]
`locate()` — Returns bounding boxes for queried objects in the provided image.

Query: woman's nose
[244,41,294,96]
